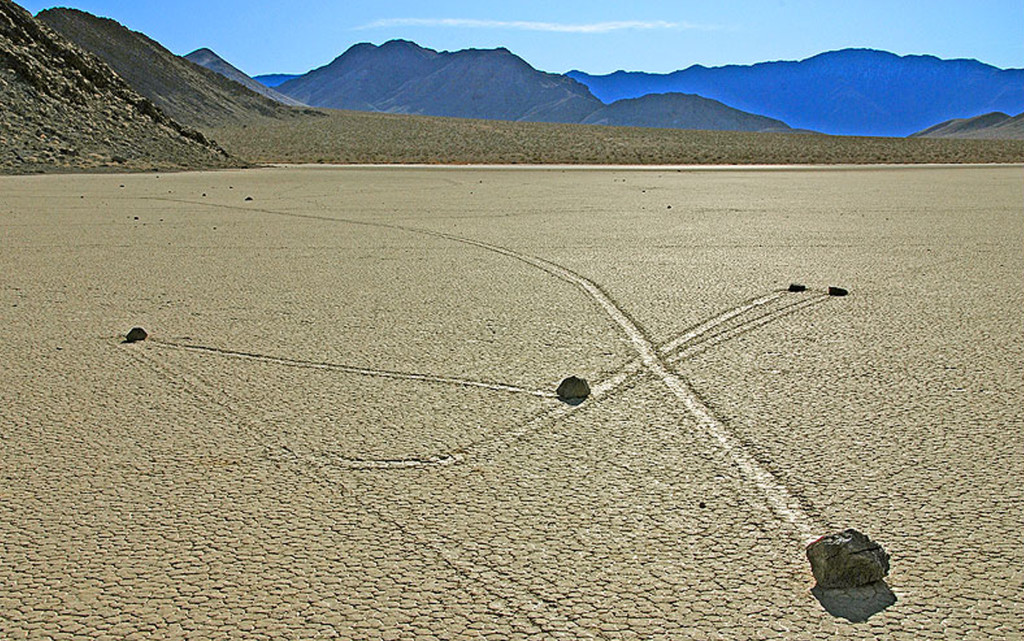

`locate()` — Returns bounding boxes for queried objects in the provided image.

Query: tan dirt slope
[910,111,1024,140]
[36,7,305,130]
[0,0,235,173]
[184,47,307,108]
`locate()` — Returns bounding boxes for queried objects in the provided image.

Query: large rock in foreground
[806,529,890,589]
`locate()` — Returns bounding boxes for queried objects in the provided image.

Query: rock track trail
[138,286,824,473]
[123,277,830,640]
[122,349,602,639]
[149,340,558,399]
[135,195,834,542]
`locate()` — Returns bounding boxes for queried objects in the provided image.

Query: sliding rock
[806,529,890,589]
[556,376,591,401]
[125,327,148,343]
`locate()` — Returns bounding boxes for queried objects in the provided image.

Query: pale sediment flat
[0,166,1021,639]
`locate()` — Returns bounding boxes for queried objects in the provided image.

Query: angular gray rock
[806,529,890,589]
[556,376,590,401]
[124,327,148,343]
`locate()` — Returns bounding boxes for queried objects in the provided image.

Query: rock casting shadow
[812,581,897,622]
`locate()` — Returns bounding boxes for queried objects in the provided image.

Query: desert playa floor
[1,165,1021,639]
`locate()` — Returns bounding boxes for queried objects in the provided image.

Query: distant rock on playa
[806,529,890,589]
[556,376,591,402]
[124,327,148,343]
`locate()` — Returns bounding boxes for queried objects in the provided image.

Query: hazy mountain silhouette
[568,49,1024,137]
[254,74,299,87]
[0,0,231,172]
[910,111,1024,139]
[184,48,306,107]
[581,93,793,132]
[37,8,296,130]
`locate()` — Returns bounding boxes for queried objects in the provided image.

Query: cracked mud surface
[1,166,1021,638]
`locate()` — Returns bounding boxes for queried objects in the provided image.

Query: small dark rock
[133,216,139,220]
[244,196,253,201]
[124,327,148,343]
[699,501,706,509]
[828,286,849,297]
[556,376,591,402]
[788,283,807,292]
[807,529,890,589]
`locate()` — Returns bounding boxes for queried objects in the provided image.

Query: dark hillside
[0,0,233,173]
[38,8,297,130]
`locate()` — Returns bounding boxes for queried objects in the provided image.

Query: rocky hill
[0,0,233,173]
[278,40,602,123]
[580,92,792,132]
[275,39,792,131]
[910,111,1024,140]
[184,47,306,107]
[37,7,297,131]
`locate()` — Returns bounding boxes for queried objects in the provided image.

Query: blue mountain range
[567,49,1024,137]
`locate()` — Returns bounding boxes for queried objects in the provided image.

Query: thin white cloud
[356,18,715,33]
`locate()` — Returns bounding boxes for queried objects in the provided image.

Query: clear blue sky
[19,0,1024,76]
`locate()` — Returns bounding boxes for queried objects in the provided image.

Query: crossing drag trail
[137,286,827,476]
[1,166,1020,639]
[133,190,832,542]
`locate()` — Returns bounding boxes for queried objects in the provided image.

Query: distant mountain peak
[183,47,307,107]
[37,7,296,128]
[379,38,424,49]
[272,38,794,131]
[278,39,602,123]
[568,48,1024,136]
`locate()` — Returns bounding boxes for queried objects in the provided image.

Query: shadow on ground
[812,581,897,622]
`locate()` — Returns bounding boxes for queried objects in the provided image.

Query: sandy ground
[1,165,1021,639]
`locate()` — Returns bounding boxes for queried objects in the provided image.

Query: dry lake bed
[1,165,1021,639]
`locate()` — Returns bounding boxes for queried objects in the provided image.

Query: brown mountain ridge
[183,47,307,108]
[36,7,303,131]
[0,0,233,173]
[910,111,1024,140]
